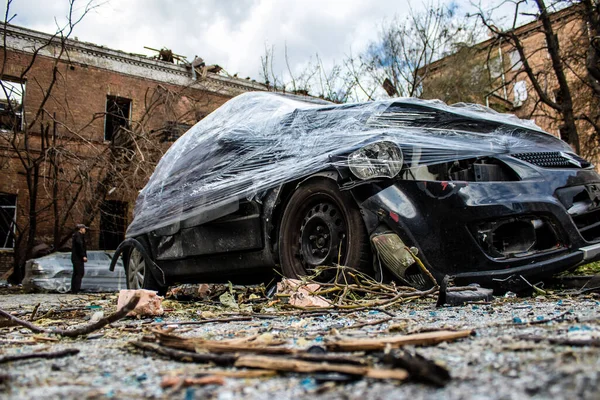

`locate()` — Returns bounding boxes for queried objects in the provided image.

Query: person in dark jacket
[71,224,88,294]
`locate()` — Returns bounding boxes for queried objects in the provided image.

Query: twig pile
[277,265,439,311]
[130,327,472,385]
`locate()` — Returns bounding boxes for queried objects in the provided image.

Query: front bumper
[23,276,71,292]
[359,172,600,289]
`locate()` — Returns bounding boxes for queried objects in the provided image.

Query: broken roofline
[422,3,584,75]
[0,23,267,96]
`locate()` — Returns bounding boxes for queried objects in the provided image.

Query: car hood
[127,92,573,237]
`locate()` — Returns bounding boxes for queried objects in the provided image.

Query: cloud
[2,0,537,83]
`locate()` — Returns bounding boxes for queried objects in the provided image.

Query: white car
[23,251,126,293]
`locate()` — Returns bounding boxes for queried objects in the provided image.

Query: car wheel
[278,178,371,281]
[126,240,161,291]
[56,277,70,294]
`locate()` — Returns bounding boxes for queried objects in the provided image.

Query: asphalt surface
[0,288,599,399]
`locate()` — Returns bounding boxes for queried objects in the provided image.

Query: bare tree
[259,44,356,103]
[357,1,479,98]
[260,44,281,91]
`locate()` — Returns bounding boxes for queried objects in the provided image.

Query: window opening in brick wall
[513,80,528,108]
[0,193,17,249]
[508,50,523,71]
[487,56,502,80]
[0,78,25,132]
[553,89,563,105]
[99,200,127,250]
[104,96,131,141]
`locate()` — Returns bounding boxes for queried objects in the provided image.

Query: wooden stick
[161,375,225,388]
[234,355,408,381]
[32,335,60,342]
[294,353,367,365]
[167,340,294,355]
[0,348,79,364]
[0,309,47,333]
[326,330,474,352]
[0,295,140,338]
[338,317,393,331]
[137,338,366,367]
[155,331,294,355]
[29,303,41,321]
[0,339,37,345]
[173,316,252,326]
[53,294,141,338]
[130,341,238,365]
[196,369,277,378]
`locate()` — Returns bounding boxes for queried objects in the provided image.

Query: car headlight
[30,262,45,275]
[348,141,403,180]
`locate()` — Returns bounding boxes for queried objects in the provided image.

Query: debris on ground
[117,289,163,316]
[1,268,600,399]
[437,282,494,307]
[166,283,221,300]
[132,328,462,383]
[0,295,140,337]
[277,279,330,308]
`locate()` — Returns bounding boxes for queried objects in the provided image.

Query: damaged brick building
[0,24,266,276]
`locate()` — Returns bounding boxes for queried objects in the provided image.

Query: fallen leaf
[219,292,239,309]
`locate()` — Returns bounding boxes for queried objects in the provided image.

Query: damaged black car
[110,92,600,293]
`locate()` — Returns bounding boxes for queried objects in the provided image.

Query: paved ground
[0,287,599,399]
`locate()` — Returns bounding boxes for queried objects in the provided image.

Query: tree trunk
[535,0,580,152]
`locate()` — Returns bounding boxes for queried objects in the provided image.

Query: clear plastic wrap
[127,92,571,237]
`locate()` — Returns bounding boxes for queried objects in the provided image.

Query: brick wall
[0,251,13,277]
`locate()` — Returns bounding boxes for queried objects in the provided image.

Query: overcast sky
[2,0,537,82]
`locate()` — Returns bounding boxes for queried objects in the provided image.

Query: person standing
[71,224,88,294]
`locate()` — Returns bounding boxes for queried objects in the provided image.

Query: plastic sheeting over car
[127,92,572,237]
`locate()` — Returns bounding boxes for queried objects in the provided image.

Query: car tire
[278,177,371,281]
[126,237,162,291]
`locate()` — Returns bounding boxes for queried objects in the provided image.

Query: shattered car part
[443,284,494,306]
[109,92,600,291]
[371,230,433,289]
[24,251,125,293]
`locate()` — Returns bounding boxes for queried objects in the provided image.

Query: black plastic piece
[444,284,494,306]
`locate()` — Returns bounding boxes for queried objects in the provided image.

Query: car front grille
[511,151,591,168]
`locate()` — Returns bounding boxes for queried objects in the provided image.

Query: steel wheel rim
[57,277,70,293]
[128,248,145,289]
[297,199,347,276]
